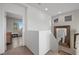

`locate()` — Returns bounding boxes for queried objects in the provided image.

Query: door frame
[54,25,70,48]
[4,11,25,51]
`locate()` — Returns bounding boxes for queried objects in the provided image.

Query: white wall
[0,3,26,54]
[26,5,52,55]
[50,33,58,51]
[0,4,6,54]
[39,30,51,55]
[26,31,39,55]
[27,6,51,31]
[6,17,16,32]
[76,35,79,55]
[26,30,51,55]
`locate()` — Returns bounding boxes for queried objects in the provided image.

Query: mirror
[54,25,70,48]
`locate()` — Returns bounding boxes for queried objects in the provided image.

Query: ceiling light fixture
[58,11,62,14]
[45,8,48,11]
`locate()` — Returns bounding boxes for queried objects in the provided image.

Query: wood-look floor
[46,50,71,55]
[3,46,71,55]
[3,46,33,55]
[2,44,71,55]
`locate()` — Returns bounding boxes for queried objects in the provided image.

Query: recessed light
[58,11,62,14]
[45,8,48,11]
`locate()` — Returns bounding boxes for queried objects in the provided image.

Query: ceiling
[27,3,79,16]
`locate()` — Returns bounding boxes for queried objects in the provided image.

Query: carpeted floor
[3,46,33,55]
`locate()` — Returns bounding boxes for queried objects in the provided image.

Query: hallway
[0,3,79,55]
[3,46,33,55]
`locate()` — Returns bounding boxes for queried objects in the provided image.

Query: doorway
[5,12,24,51]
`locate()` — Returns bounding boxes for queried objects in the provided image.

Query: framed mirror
[54,25,70,48]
